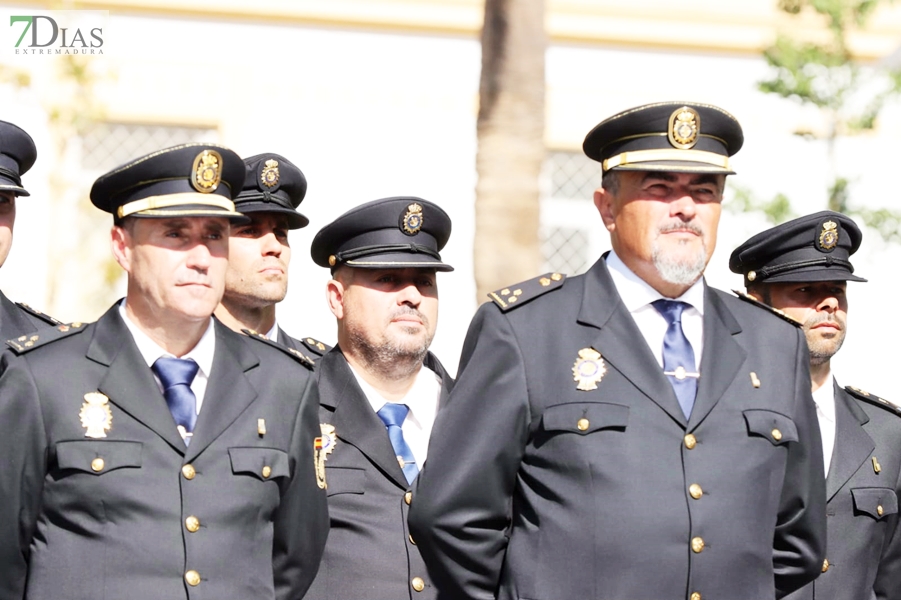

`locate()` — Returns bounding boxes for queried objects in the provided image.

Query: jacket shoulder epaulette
[732,290,802,327]
[300,336,332,358]
[488,272,566,312]
[6,321,88,354]
[15,302,62,326]
[845,385,901,417]
[242,329,315,370]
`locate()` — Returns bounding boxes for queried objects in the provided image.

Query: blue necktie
[152,357,199,445]
[376,403,419,484]
[652,300,698,419]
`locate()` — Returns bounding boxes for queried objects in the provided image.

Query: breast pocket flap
[851,487,899,520]
[56,439,143,475]
[229,447,290,481]
[542,402,629,435]
[743,409,798,446]
[325,466,365,496]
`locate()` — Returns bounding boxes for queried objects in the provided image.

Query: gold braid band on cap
[117,193,236,218]
[602,149,730,172]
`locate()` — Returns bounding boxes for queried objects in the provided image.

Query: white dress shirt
[605,251,705,368]
[351,363,442,468]
[119,301,216,414]
[812,373,837,474]
[265,321,279,342]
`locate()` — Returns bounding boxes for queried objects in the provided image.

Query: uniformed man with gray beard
[409,101,827,600]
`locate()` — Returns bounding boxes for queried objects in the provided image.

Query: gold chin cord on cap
[116,193,236,219]
[602,149,730,172]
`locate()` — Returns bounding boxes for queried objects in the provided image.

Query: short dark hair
[602,170,620,195]
[746,283,772,306]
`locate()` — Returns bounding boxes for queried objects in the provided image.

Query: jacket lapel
[277,327,300,351]
[318,348,410,489]
[185,321,259,460]
[87,306,187,452]
[688,288,746,428]
[577,259,687,426]
[826,382,874,502]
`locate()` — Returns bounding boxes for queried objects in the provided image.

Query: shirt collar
[812,372,836,422]
[350,361,439,418]
[265,321,279,342]
[118,300,216,377]
[606,250,705,314]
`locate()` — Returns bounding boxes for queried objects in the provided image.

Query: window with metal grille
[80,122,219,171]
[541,151,601,275]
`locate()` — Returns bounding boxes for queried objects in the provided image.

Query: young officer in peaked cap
[732,211,901,600]
[304,197,454,600]
[215,153,330,360]
[0,143,327,600]
[409,101,826,600]
[0,120,62,336]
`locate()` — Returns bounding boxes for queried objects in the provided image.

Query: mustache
[806,312,844,329]
[657,220,705,237]
[390,306,429,326]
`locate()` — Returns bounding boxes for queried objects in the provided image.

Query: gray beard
[652,244,707,286]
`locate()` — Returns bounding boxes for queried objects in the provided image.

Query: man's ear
[594,186,616,233]
[110,225,132,274]
[326,278,346,320]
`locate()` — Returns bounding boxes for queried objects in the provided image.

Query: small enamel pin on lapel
[749,372,761,388]
[873,456,882,474]
[80,392,112,438]
[258,418,267,437]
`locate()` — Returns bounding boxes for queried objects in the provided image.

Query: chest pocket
[542,402,629,435]
[229,447,290,481]
[325,466,365,496]
[743,409,798,446]
[852,487,899,520]
[56,440,143,475]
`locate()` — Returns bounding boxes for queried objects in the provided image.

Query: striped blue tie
[377,403,419,484]
[652,300,698,419]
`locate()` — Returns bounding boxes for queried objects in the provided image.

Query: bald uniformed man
[0,143,327,600]
[732,211,901,600]
[409,102,826,600]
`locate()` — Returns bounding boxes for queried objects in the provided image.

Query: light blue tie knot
[376,403,419,484]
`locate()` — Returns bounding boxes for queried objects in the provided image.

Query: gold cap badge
[315,423,338,489]
[573,347,607,391]
[192,149,223,193]
[261,159,279,188]
[668,106,700,149]
[818,220,838,251]
[80,392,112,439]
[402,203,423,235]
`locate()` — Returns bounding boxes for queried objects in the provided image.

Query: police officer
[304,197,455,600]
[731,211,901,600]
[0,120,60,335]
[0,143,327,600]
[214,153,329,359]
[408,102,826,600]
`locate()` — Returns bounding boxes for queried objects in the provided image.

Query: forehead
[623,171,725,185]
[133,216,229,233]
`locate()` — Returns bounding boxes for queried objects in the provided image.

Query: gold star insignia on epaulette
[846,386,901,416]
[732,290,802,327]
[488,272,566,311]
